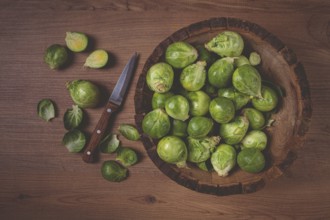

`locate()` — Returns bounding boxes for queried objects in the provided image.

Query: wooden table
[1,1,329,219]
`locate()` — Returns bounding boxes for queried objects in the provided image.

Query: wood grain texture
[0,0,330,219]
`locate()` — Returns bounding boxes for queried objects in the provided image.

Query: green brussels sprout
[118,124,140,141]
[186,90,211,116]
[209,97,235,124]
[142,108,171,139]
[242,108,265,130]
[101,160,127,182]
[165,41,198,69]
[180,61,207,91]
[196,45,216,66]
[165,95,190,121]
[62,129,86,153]
[187,136,220,163]
[65,31,88,52]
[234,55,250,67]
[249,52,261,66]
[207,58,234,88]
[241,130,267,151]
[187,116,214,138]
[63,105,83,130]
[66,80,101,108]
[84,49,109,69]
[237,148,265,173]
[44,44,69,69]
[218,87,250,110]
[146,62,174,93]
[219,116,249,145]
[37,98,55,122]
[232,64,262,98]
[116,147,138,167]
[205,31,244,57]
[99,134,120,153]
[157,136,188,168]
[211,144,237,177]
[171,119,187,137]
[252,86,279,112]
[152,92,174,109]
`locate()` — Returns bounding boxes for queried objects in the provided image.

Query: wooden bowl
[134,17,312,196]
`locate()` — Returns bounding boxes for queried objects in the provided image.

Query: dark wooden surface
[0,1,329,219]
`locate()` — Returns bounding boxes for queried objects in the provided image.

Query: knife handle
[82,102,120,163]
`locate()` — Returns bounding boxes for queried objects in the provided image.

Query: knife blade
[82,52,139,163]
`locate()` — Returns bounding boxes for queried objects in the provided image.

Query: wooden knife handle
[82,101,120,163]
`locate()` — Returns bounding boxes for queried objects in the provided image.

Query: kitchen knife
[82,52,139,163]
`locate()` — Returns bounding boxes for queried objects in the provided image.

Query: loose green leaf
[63,105,83,130]
[100,134,120,153]
[37,99,55,121]
[118,124,140,141]
[62,129,86,153]
[116,147,138,167]
[101,160,128,182]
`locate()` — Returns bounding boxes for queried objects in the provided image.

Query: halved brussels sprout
[252,86,279,112]
[237,148,265,173]
[157,136,188,168]
[209,97,235,124]
[165,41,198,69]
[242,108,265,130]
[186,90,211,116]
[232,64,262,98]
[205,31,244,57]
[249,52,261,66]
[218,87,250,110]
[208,58,234,88]
[171,119,187,137]
[187,116,214,138]
[142,108,171,139]
[180,61,207,91]
[211,144,237,177]
[241,130,267,151]
[165,95,190,121]
[146,62,174,93]
[187,136,220,163]
[219,116,249,145]
[152,92,174,109]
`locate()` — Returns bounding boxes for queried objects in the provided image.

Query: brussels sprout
[252,86,279,112]
[180,61,207,91]
[165,41,198,69]
[237,148,265,173]
[249,52,261,66]
[63,105,83,130]
[211,144,236,177]
[62,129,86,153]
[187,116,214,138]
[232,64,262,98]
[116,147,138,167]
[118,124,140,141]
[84,49,108,68]
[44,44,68,69]
[187,136,220,163]
[234,55,250,67]
[242,108,265,130]
[196,45,216,65]
[218,87,250,110]
[37,98,55,121]
[152,92,174,109]
[65,31,88,52]
[219,116,249,145]
[205,31,244,57]
[186,90,211,116]
[146,62,174,93]
[207,58,234,88]
[101,160,127,182]
[209,97,235,124]
[99,133,120,153]
[171,119,187,137]
[241,130,268,151]
[142,108,171,139]
[165,95,190,121]
[66,80,101,108]
[157,136,188,168]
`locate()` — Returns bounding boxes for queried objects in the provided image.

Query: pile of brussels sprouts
[142,31,279,177]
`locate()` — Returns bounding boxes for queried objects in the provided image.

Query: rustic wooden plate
[134,17,312,196]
